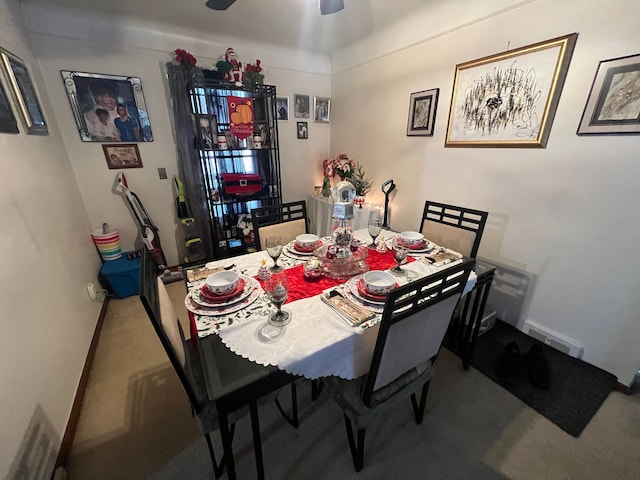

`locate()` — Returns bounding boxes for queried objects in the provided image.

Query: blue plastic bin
[100,253,141,299]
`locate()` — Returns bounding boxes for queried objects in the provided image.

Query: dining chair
[251,200,308,251]
[138,249,299,479]
[419,200,488,258]
[323,258,475,472]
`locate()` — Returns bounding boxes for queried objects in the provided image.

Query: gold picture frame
[445,33,578,148]
[0,47,48,135]
[102,143,143,169]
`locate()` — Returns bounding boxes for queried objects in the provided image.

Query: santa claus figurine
[217,47,243,84]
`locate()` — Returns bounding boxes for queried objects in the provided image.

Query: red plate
[293,241,320,253]
[403,239,427,250]
[356,278,397,302]
[201,278,246,302]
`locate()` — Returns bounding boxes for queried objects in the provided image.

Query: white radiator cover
[523,320,584,359]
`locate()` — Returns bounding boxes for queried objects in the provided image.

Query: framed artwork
[61,70,153,142]
[102,143,143,169]
[0,47,47,135]
[314,96,331,123]
[276,96,289,121]
[0,78,18,134]
[406,88,439,136]
[445,33,578,148]
[297,121,308,139]
[577,53,640,135]
[293,94,310,118]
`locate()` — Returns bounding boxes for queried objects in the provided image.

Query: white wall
[24,4,332,266]
[330,0,640,385]
[0,0,102,477]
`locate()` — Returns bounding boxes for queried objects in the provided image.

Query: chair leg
[218,413,237,480]
[343,413,366,472]
[410,380,431,425]
[311,379,323,400]
[249,400,265,480]
[275,382,299,428]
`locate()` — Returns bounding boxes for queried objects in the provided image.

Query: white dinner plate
[190,276,256,308]
[386,236,435,254]
[185,283,262,316]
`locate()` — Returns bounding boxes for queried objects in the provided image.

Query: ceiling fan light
[319,0,344,15]
[205,0,236,11]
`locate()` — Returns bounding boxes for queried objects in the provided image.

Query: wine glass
[391,238,408,275]
[265,272,291,327]
[265,235,283,271]
[368,211,383,247]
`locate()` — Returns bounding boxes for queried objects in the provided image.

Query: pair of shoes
[495,342,552,390]
[525,344,552,390]
[496,341,522,385]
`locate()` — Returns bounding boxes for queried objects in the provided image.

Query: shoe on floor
[496,341,522,385]
[525,344,552,390]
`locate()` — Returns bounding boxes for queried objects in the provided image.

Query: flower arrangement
[174,48,197,67]
[237,213,254,236]
[323,153,356,179]
[244,60,264,84]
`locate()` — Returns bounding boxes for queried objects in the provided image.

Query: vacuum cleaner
[174,176,206,264]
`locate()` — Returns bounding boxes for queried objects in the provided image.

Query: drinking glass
[265,272,291,327]
[265,235,283,271]
[367,211,383,247]
[391,238,408,275]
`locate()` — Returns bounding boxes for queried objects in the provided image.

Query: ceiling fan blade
[319,0,344,15]
[205,0,237,11]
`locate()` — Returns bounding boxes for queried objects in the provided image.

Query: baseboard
[616,382,631,395]
[53,297,111,472]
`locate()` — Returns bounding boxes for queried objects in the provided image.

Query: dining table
[184,228,479,383]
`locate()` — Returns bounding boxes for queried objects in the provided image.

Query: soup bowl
[205,270,240,296]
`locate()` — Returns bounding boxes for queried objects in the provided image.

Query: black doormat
[455,320,617,437]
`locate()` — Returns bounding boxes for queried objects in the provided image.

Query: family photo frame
[407,88,439,136]
[0,47,48,135]
[61,70,153,142]
[276,96,289,121]
[102,143,143,169]
[293,94,310,118]
[314,96,331,123]
[0,78,18,134]
[445,33,578,148]
[577,53,640,135]
[297,121,308,139]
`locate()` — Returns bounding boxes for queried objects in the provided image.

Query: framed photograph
[577,53,640,135]
[314,96,331,123]
[0,48,47,135]
[61,70,153,142]
[102,144,143,169]
[445,33,578,148]
[0,78,18,134]
[276,96,289,121]
[192,114,216,149]
[293,94,310,118]
[297,121,308,139]
[407,88,439,136]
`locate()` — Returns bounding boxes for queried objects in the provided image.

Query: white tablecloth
[308,194,382,237]
[190,228,477,380]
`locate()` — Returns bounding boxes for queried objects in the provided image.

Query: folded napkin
[321,290,376,327]
[425,249,463,266]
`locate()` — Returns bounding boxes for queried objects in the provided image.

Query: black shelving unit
[188,79,282,259]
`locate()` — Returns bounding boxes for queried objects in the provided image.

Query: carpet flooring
[466,320,618,437]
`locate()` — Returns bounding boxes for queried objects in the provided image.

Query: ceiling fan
[205,0,344,15]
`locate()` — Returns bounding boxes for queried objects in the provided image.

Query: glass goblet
[391,238,408,275]
[265,272,291,327]
[265,235,283,271]
[368,212,383,247]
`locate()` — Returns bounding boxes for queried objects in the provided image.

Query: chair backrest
[251,200,308,251]
[419,200,488,258]
[139,249,203,409]
[363,259,474,406]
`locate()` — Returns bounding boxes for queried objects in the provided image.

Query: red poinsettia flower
[174,48,197,67]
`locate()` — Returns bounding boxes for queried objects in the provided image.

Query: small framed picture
[276,96,289,121]
[102,143,143,169]
[297,121,308,139]
[0,78,18,134]
[0,47,47,135]
[293,94,310,118]
[577,53,640,135]
[407,88,439,136]
[314,96,331,123]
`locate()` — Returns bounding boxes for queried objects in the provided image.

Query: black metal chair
[419,200,488,258]
[323,259,475,471]
[251,200,308,251]
[139,249,298,479]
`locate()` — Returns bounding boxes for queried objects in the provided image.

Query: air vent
[523,320,584,358]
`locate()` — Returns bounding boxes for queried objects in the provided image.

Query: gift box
[219,173,264,196]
